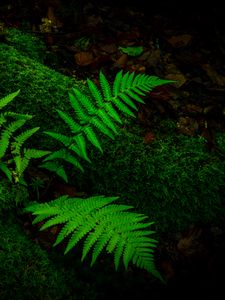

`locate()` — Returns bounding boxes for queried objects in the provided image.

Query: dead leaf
[113,53,128,68]
[74,51,94,66]
[99,43,117,54]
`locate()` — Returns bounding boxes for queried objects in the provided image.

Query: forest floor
[2,1,225,298]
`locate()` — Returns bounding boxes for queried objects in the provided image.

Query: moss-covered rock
[5,27,46,63]
[0,220,68,300]
[0,43,85,149]
[76,124,225,235]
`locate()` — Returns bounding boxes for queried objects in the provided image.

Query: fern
[25,195,163,281]
[0,89,20,110]
[0,91,50,183]
[43,71,173,179]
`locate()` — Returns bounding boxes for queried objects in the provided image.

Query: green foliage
[41,70,173,181]
[5,27,46,63]
[0,90,50,183]
[0,220,68,300]
[25,195,162,280]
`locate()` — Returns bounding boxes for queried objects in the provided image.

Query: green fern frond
[90,116,115,140]
[45,71,174,182]
[83,126,103,152]
[112,70,123,96]
[0,118,28,158]
[24,149,51,159]
[87,79,104,106]
[0,114,6,126]
[3,112,33,120]
[25,196,162,280]
[99,71,112,100]
[11,127,40,155]
[69,90,90,123]
[0,90,20,110]
[0,161,12,181]
[56,110,81,134]
[40,161,68,182]
[44,131,73,147]
[43,149,84,171]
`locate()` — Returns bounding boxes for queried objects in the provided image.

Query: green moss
[0,178,29,213]
[0,220,68,300]
[5,28,46,63]
[76,124,225,235]
[0,43,85,149]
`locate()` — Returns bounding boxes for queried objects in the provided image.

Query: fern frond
[0,119,27,158]
[0,114,6,126]
[69,90,90,123]
[14,155,29,179]
[99,71,112,100]
[113,98,136,117]
[0,161,12,181]
[11,127,40,155]
[25,196,162,280]
[56,110,81,134]
[90,116,115,140]
[112,70,123,97]
[3,112,33,120]
[45,71,174,182]
[0,90,20,110]
[43,149,84,171]
[44,132,73,147]
[83,126,103,152]
[40,161,68,182]
[87,79,104,106]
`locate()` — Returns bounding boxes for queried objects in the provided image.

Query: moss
[0,220,68,300]
[0,178,29,213]
[5,27,46,63]
[76,124,225,235]
[0,43,85,149]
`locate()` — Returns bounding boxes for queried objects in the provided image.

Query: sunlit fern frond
[0,91,51,183]
[44,71,174,179]
[25,195,162,281]
[0,119,27,159]
[0,90,20,110]
[13,149,50,181]
[0,161,12,181]
[11,127,40,155]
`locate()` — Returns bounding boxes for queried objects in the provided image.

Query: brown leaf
[113,53,128,69]
[74,51,94,66]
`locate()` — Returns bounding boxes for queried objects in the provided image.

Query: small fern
[42,71,173,181]
[25,195,163,281]
[0,91,50,183]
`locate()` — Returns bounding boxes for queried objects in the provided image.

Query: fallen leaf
[113,53,128,69]
[74,51,94,66]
